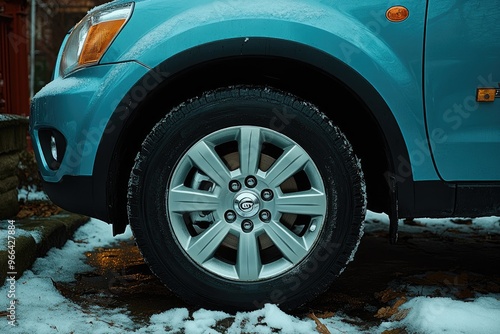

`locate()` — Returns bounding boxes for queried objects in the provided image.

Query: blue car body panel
[29,0,500,225]
[424,1,500,181]
[105,0,434,180]
[35,0,435,180]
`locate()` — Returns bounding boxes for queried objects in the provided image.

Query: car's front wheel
[127,86,366,311]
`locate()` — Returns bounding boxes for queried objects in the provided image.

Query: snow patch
[30,218,133,282]
[137,308,190,333]
[228,304,316,333]
[17,186,49,202]
[0,224,43,251]
[0,274,135,333]
[2,216,500,333]
[185,309,230,334]
[380,296,500,334]
[364,211,500,237]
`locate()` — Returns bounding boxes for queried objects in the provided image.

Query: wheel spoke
[168,124,331,280]
[187,141,231,187]
[238,127,262,175]
[186,220,230,264]
[236,232,262,280]
[264,145,309,187]
[275,189,326,216]
[263,220,308,264]
[169,185,220,213]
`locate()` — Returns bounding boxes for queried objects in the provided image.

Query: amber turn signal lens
[386,6,409,22]
[476,88,497,102]
[79,19,126,65]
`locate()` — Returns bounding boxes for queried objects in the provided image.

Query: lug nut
[259,210,271,222]
[229,180,242,192]
[245,176,257,188]
[225,210,236,223]
[241,219,254,232]
[261,189,274,201]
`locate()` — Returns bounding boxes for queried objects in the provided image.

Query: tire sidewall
[130,88,363,311]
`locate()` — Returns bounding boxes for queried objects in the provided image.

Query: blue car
[30,0,500,311]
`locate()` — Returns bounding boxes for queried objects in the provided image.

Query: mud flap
[388,175,399,244]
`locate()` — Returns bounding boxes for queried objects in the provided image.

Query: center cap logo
[239,198,254,211]
[234,192,260,217]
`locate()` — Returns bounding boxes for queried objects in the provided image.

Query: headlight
[59,2,133,77]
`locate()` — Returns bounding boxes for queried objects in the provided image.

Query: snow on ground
[379,296,500,334]
[2,213,500,333]
[365,210,500,237]
[17,186,49,202]
[0,225,42,252]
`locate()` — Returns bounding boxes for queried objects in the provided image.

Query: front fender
[103,0,436,181]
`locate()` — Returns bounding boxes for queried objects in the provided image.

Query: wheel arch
[94,38,414,235]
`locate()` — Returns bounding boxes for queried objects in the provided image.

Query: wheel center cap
[234,192,260,218]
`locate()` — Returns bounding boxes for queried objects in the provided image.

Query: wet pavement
[54,239,186,325]
[54,219,500,329]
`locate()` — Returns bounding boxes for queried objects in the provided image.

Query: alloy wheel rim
[167,125,327,281]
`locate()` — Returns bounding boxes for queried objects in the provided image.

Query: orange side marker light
[386,6,409,22]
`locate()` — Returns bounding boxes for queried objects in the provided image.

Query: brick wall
[0,114,28,219]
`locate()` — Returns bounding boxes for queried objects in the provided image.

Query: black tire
[127,85,366,312]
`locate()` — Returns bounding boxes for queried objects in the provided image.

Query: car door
[424,0,500,181]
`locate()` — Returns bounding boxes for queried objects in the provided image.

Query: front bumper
[30,61,150,220]
[30,61,149,183]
